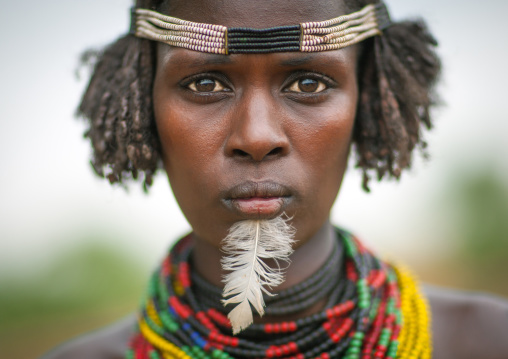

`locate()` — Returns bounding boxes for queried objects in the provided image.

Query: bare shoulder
[425,285,508,359]
[38,314,136,359]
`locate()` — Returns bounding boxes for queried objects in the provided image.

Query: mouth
[221,181,293,219]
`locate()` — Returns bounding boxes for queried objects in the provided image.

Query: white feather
[221,216,295,334]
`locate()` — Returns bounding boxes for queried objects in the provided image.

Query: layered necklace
[126,229,431,359]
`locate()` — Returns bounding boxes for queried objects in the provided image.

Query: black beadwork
[374,2,392,31]
[227,25,301,54]
[192,237,342,316]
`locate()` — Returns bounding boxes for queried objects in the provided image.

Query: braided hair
[78,0,441,191]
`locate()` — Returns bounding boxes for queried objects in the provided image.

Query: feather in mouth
[221,215,296,334]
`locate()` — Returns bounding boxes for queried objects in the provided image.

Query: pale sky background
[1,0,507,276]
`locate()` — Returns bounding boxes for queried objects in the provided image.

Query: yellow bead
[391,263,432,359]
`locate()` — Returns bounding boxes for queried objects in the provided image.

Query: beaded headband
[130,3,391,54]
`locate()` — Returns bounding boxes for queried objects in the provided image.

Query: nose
[225,90,290,162]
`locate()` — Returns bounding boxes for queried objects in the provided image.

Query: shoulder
[425,286,508,359]
[38,314,136,359]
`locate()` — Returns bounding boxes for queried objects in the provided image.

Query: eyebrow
[278,55,315,67]
[172,54,234,68]
[278,54,348,68]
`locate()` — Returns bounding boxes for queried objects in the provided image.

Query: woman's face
[153,0,358,247]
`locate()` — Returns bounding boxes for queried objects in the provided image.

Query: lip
[221,181,293,219]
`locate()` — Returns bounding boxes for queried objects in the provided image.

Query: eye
[286,78,327,93]
[187,78,228,93]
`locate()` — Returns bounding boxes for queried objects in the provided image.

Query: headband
[130,3,391,55]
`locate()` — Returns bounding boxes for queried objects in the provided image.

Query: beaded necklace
[126,229,431,359]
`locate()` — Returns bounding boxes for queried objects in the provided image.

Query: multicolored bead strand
[394,265,432,359]
[131,3,391,55]
[127,229,431,359]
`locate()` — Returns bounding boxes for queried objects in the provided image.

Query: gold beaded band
[394,264,433,359]
[130,3,391,54]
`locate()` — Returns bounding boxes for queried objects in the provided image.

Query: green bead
[148,273,158,296]
[359,293,370,302]
[353,331,365,339]
[195,347,208,359]
[386,298,395,313]
[125,349,135,359]
[358,299,370,309]
[369,299,380,320]
[350,338,362,347]
[347,346,360,354]
[212,350,222,359]
[149,350,161,359]
[343,236,357,257]
[387,271,396,282]
[381,333,390,342]
[145,316,164,335]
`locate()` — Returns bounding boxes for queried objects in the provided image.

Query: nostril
[233,149,250,157]
[267,147,283,157]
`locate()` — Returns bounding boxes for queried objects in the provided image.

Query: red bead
[321,353,330,359]
[265,323,273,333]
[323,321,331,331]
[282,345,290,355]
[326,308,334,319]
[344,300,354,312]
[281,322,289,332]
[274,347,283,357]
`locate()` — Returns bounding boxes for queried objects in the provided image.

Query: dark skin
[40,0,508,358]
[153,0,358,319]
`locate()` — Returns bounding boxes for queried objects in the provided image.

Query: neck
[191,220,340,321]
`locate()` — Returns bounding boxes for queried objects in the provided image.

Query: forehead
[162,0,348,28]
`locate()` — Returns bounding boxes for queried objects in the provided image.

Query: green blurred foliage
[429,164,508,296]
[0,234,149,359]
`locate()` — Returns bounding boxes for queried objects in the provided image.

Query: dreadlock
[349,0,440,190]
[77,0,441,191]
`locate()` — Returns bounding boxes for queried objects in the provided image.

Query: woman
[42,0,508,358]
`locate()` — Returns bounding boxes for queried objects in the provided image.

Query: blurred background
[1,0,507,357]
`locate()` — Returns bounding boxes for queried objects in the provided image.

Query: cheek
[289,92,357,174]
[154,91,225,178]
[287,91,357,224]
